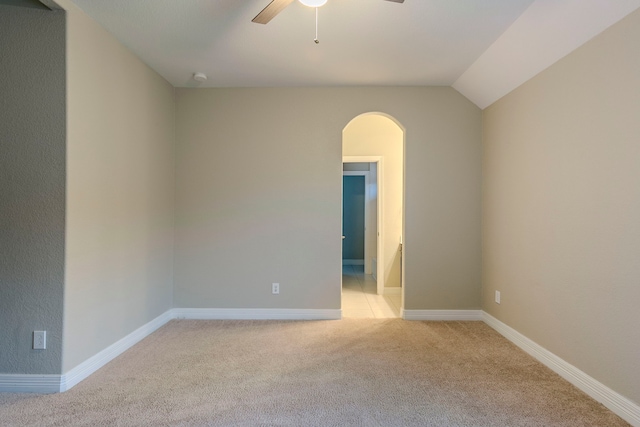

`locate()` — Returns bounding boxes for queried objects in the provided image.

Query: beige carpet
[0,319,629,426]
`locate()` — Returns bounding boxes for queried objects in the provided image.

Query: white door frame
[343,156,384,295]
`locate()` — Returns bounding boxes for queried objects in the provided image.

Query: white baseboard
[342,259,364,266]
[402,309,483,321]
[172,308,342,320]
[1,308,340,394]
[482,312,640,427]
[60,310,174,392]
[0,310,173,394]
[383,287,401,295]
[0,374,61,394]
[6,305,638,426]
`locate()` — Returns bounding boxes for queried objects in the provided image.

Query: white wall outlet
[495,290,501,304]
[272,283,280,295]
[33,331,46,350]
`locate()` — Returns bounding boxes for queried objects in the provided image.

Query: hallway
[341,265,401,318]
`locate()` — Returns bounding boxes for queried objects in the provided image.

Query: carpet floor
[0,319,629,426]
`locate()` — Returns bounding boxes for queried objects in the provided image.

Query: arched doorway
[342,113,405,318]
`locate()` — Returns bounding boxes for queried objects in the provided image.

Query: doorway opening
[341,113,404,318]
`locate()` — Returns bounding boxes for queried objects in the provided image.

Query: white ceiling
[64,0,640,107]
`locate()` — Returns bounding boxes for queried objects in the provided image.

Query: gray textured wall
[0,5,66,375]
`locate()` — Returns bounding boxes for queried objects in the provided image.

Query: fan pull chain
[314,7,319,44]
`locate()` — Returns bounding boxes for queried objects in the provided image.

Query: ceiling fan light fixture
[299,0,327,7]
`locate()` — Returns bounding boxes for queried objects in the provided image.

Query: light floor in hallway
[342,264,402,318]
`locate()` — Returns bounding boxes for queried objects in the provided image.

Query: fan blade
[252,0,296,24]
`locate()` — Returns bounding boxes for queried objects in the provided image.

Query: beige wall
[174,87,482,310]
[60,0,176,372]
[343,114,403,288]
[483,8,640,405]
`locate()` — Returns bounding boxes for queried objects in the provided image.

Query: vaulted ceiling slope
[24,0,640,108]
[455,0,640,108]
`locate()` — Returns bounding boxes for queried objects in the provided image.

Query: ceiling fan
[252,0,404,25]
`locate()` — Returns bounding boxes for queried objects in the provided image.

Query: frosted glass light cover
[299,0,328,7]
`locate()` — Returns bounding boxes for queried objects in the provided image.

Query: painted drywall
[0,5,66,375]
[483,8,640,405]
[342,176,365,261]
[343,163,370,172]
[174,87,482,310]
[58,0,176,372]
[343,115,403,288]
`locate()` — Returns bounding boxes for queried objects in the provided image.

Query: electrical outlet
[272,283,280,295]
[33,331,46,350]
[495,290,501,304]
